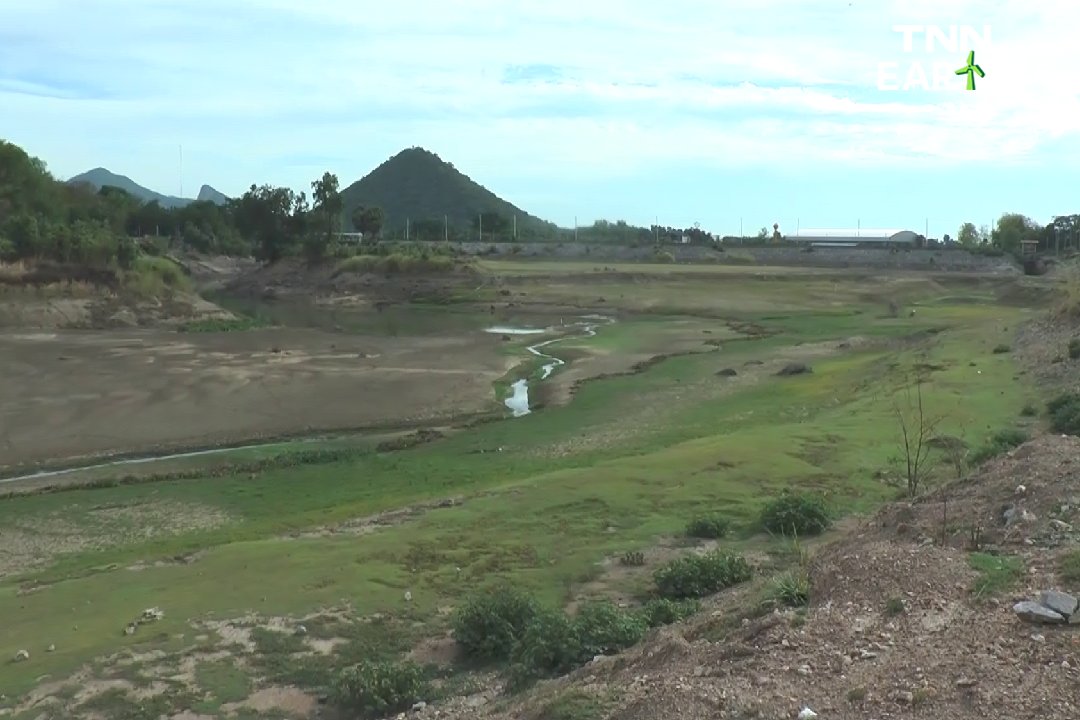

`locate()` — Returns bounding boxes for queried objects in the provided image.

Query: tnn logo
[878,25,991,92]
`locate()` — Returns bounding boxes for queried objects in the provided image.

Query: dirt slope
[431,434,1080,720]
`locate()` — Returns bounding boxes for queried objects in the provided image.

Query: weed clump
[451,585,538,661]
[1047,393,1080,435]
[653,550,752,599]
[641,598,701,627]
[968,428,1029,466]
[685,514,732,539]
[619,550,645,566]
[992,344,1011,354]
[760,492,830,537]
[769,570,810,608]
[885,596,906,615]
[574,600,648,657]
[1020,403,1038,417]
[329,659,428,718]
[1069,338,1080,360]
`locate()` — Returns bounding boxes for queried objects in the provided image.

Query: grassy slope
[0,277,1037,699]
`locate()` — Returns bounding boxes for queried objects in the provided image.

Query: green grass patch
[179,316,269,332]
[1060,550,1080,583]
[970,552,1024,599]
[195,659,251,704]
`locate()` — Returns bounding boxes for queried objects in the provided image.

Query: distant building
[789,228,920,247]
[335,232,364,244]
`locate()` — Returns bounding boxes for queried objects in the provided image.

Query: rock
[798,709,818,719]
[1013,600,1066,624]
[124,623,138,635]
[716,368,737,377]
[956,677,977,687]
[411,701,427,711]
[46,644,55,652]
[141,607,164,622]
[1040,590,1079,617]
[895,691,914,704]
[1050,519,1073,532]
[797,664,812,676]
[108,309,139,327]
[294,625,308,636]
[467,696,488,708]
[13,649,29,662]
[1015,484,1027,495]
[776,363,812,376]
[404,591,412,602]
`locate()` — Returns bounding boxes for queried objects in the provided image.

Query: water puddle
[493,315,614,417]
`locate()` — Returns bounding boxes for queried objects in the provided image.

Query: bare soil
[0,326,513,470]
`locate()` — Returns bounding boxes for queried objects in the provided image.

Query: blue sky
[2,0,1078,238]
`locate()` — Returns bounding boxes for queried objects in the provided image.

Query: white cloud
[0,0,1077,195]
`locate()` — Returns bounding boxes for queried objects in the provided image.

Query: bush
[619,550,645,566]
[641,598,700,627]
[968,428,1029,465]
[992,344,1011,354]
[760,492,830,536]
[336,253,457,275]
[652,250,675,263]
[329,660,428,718]
[1069,338,1080,360]
[451,586,539,661]
[507,609,584,689]
[653,551,752,599]
[1048,392,1080,435]
[573,601,647,657]
[685,514,731,539]
[1020,404,1038,417]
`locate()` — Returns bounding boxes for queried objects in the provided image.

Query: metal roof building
[789,228,920,247]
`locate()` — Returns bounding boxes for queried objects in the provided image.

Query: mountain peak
[339,148,552,233]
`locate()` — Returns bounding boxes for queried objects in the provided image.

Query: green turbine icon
[955,51,985,91]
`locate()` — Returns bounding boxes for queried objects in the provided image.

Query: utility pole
[406,217,410,241]
[740,217,743,237]
[479,213,483,242]
[574,216,577,242]
[444,215,448,243]
[513,215,517,239]
[179,144,183,198]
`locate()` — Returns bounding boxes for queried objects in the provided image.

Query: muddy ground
[0,327,514,471]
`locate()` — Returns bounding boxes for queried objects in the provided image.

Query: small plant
[620,550,645,566]
[1069,338,1080,360]
[538,690,605,720]
[685,514,732,539]
[653,550,752,599]
[329,660,428,718]
[847,687,868,703]
[970,552,1024,600]
[640,598,700,627]
[769,570,810,608]
[507,609,583,689]
[991,344,1011,354]
[1020,403,1038,417]
[885,596,906,615]
[1047,392,1080,435]
[1060,549,1080,583]
[451,585,539,661]
[760,492,830,536]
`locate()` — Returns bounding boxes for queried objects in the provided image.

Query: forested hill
[339,147,557,239]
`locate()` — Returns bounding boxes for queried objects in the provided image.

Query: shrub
[1020,404,1038,417]
[885,596,906,615]
[1048,393,1080,435]
[1069,338,1080,360]
[760,492,830,536]
[451,586,539,661]
[685,514,731,539]
[641,598,701,627]
[769,570,810,608]
[992,344,1011,354]
[968,428,1029,465]
[573,601,647,658]
[653,551,752,599]
[507,609,583,689]
[329,660,428,718]
[652,250,675,263]
[619,550,645,566]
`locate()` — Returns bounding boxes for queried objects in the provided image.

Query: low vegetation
[330,659,429,718]
[968,428,1029,466]
[653,551,753,599]
[970,552,1024,599]
[685,514,732,539]
[760,492,831,537]
[1048,392,1080,435]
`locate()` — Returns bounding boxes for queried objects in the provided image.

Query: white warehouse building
[788,228,921,247]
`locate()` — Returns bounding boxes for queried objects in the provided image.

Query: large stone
[1040,590,1079,618]
[1013,600,1066,624]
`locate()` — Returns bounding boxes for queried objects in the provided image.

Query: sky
[2,0,1079,238]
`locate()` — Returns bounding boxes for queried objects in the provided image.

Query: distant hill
[339,147,556,236]
[66,169,228,208]
[197,184,229,205]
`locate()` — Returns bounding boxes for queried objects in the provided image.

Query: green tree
[991,213,1041,254]
[311,172,342,257]
[351,206,385,239]
[957,222,979,246]
[234,184,300,262]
